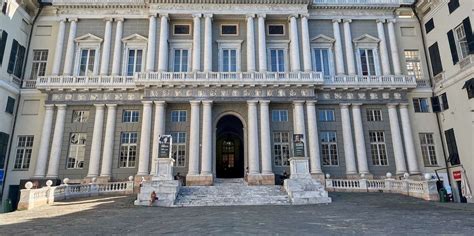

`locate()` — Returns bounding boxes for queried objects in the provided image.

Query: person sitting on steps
[149,191,158,206]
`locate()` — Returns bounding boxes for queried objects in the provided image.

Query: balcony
[312,0,415,6]
[322,75,417,88]
[35,75,135,90]
[50,0,146,5]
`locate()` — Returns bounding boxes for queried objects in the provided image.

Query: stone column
[100,104,117,178]
[192,14,202,72]
[260,100,272,175]
[111,18,124,76]
[306,101,322,174]
[201,101,213,176]
[52,19,66,76]
[187,101,201,176]
[63,18,78,76]
[246,14,256,72]
[203,14,213,72]
[332,19,345,75]
[301,14,312,72]
[247,100,260,175]
[376,19,391,75]
[33,105,55,178]
[46,105,67,178]
[343,19,356,75]
[257,14,267,72]
[146,15,157,72]
[387,19,401,75]
[387,103,407,174]
[137,101,152,175]
[158,14,169,72]
[352,104,370,175]
[150,101,166,175]
[293,101,307,157]
[87,104,105,178]
[399,103,420,174]
[340,103,357,175]
[100,18,113,75]
[289,15,301,72]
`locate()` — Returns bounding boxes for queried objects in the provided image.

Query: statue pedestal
[284,157,332,205]
[152,158,175,181]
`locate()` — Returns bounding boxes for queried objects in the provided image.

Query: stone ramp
[174,178,290,207]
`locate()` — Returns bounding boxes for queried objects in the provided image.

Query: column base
[247,173,275,185]
[186,174,213,186]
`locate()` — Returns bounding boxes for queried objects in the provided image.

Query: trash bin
[438,188,448,202]
[4,199,12,212]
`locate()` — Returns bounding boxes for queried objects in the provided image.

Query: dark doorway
[216,115,244,178]
[7,185,20,211]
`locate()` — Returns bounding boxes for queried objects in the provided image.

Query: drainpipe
[411,1,453,191]
[1,0,46,203]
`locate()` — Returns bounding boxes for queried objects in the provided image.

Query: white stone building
[415,0,473,203]
[2,0,466,210]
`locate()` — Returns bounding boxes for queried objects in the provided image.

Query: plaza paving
[1,192,473,235]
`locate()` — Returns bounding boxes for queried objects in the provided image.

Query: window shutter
[447,30,459,64]
[428,42,443,76]
[462,17,474,54]
[14,45,25,78]
[444,129,460,165]
[0,132,9,169]
[448,0,460,14]
[7,40,18,74]
[0,31,8,65]
[425,19,435,34]
[441,93,449,110]
[431,96,441,112]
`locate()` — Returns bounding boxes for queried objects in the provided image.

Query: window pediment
[353,34,380,48]
[75,33,103,44]
[122,33,148,44]
[311,34,335,44]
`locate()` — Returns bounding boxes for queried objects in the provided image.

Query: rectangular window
[173,25,190,35]
[273,132,290,166]
[404,50,423,80]
[7,39,26,77]
[13,136,34,170]
[269,49,285,72]
[320,131,338,166]
[173,49,189,72]
[448,0,460,14]
[120,132,137,168]
[171,110,187,122]
[79,48,96,76]
[419,133,438,166]
[30,50,48,79]
[413,98,430,113]
[268,25,285,35]
[271,110,288,122]
[444,128,460,165]
[221,24,238,36]
[171,132,186,167]
[312,48,331,76]
[367,109,382,121]
[5,96,15,114]
[222,49,237,72]
[428,42,443,76]
[122,110,139,123]
[67,133,87,169]
[127,49,143,76]
[454,23,469,60]
[431,96,441,112]
[0,30,7,65]
[318,109,335,122]
[440,93,449,110]
[425,18,435,34]
[72,110,89,123]
[0,132,9,169]
[370,131,388,166]
[359,49,376,76]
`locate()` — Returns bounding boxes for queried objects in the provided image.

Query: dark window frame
[5,96,15,114]
[425,19,435,34]
[448,0,460,14]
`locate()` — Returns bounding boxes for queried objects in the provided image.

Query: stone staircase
[174,178,290,207]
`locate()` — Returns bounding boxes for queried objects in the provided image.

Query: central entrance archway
[216,115,244,178]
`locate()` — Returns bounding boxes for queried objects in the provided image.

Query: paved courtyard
[1,192,473,235]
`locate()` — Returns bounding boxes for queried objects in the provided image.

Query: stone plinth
[284,157,331,205]
[186,174,213,186]
[247,174,275,185]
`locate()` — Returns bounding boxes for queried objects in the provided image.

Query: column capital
[293,100,305,106]
[190,100,201,106]
[247,100,259,105]
[257,13,266,18]
[142,101,153,105]
[68,17,78,22]
[339,103,351,108]
[332,18,341,23]
[203,13,213,18]
[45,104,55,110]
[387,103,399,108]
[246,14,255,19]
[376,18,387,24]
[202,100,213,105]
[148,13,157,18]
[160,14,169,19]
[352,103,363,107]
[399,103,409,108]
[288,14,298,21]
[342,19,352,23]
[58,17,67,22]
[153,101,166,106]
[300,13,310,19]
[106,104,117,107]
[94,104,105,109]
[306,100,317,106]
[259,100,270,105]
[387,18,396,24]
[56,104,67,110]
[192,13,202,18]
[115,17,124,22]
[104,17,113,22]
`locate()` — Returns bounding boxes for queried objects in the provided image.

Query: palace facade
[3,0,466,209]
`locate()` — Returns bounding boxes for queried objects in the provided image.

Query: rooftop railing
[313,0,415,5]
